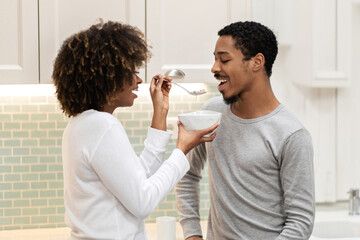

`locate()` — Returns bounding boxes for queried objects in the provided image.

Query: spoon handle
[162,79,191,93]
[155,77,206,96]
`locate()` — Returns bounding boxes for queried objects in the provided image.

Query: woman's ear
[252,53,265,73]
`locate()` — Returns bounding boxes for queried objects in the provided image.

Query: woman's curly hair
[218,21,278,77]
[52,20,151,117]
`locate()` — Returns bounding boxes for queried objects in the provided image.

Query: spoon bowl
[164,69,186,79]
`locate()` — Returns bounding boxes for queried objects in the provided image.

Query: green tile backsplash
[0,84,220,230]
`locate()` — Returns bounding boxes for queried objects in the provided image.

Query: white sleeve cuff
[145,127,172,152]
[167,148,190,176]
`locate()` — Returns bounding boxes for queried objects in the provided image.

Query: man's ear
[252,53,265,73]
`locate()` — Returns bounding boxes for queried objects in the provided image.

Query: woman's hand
[150,74,172,112]
[176,122,220,155]
[150,74,172,131]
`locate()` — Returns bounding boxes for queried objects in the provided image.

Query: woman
[52,21,218,240]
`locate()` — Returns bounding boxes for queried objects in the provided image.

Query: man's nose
[211,62,220,73]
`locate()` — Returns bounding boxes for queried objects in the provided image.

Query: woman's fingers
[162,77,172,92]
[178,122,220,137]
[197,122,220,142]
[199,122,220,135]
[154,74,163,87]
[150,75,173,92]
[150,74,165,96]
[200,131,217,142]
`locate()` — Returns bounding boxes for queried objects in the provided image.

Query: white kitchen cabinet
[250,0,294,46]
[146,0,249,83]
[286,0,352,88]
[0,0,145,85]
[1,0,288,84]
[39,0,145,84]
[0,0,39,84]
[272,0,360,202]
[336,1,360,200]
[251,0,352,88]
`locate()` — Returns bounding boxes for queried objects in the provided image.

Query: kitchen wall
[0,84,219,230]
[1,1,360,230]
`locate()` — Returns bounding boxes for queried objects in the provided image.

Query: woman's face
[103,74,143,113]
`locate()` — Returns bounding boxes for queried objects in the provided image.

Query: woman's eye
[134,71,140,74]
[221,60,230,63]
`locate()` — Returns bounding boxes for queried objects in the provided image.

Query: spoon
[156,69,207,96]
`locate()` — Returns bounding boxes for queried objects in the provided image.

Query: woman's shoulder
[70,110,121,132]
[80,109,118,121]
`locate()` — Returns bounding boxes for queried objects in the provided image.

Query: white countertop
[147,222,207,240]
[3,210,358,240]
[0,222,208,240]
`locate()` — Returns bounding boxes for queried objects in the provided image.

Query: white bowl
[178,110,221,137]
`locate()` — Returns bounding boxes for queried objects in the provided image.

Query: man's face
[211,35,253,104]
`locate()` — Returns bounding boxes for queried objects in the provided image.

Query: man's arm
[176,142,207,239]
[276,129,315,240]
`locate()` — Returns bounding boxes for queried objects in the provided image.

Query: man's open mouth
[218,79,228,86]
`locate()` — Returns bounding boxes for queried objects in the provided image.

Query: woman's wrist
[151,109,168,131]
[153,106,169,115]
[175,143,188,155]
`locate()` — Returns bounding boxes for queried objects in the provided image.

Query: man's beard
[220,91,241,105]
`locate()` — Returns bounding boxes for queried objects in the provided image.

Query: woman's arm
[90,124,189,219]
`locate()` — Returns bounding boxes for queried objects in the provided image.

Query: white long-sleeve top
[62,109,189,240]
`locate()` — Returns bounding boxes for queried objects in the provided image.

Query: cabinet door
[39,0,145,84]
[146,0,247,83]
[0,0,39,84]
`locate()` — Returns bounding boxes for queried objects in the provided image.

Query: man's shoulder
[274,105,311,138]
[202,96,226,113]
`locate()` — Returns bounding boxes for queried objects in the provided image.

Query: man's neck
[230,84,280,119]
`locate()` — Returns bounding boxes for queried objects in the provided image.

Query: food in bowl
[178,110,221,137]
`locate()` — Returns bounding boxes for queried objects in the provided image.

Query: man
[176,21,315,240]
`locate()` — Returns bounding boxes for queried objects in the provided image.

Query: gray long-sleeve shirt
[176,96,315,240]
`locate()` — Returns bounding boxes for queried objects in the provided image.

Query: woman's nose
[136,75,143,84]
